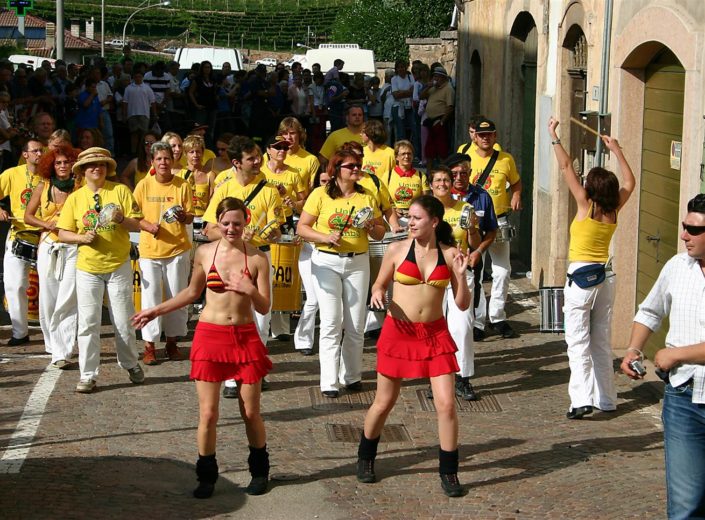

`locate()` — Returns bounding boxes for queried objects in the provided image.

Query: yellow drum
[132,259,142,312]
[3,267,39,323]
[271,242,302,312]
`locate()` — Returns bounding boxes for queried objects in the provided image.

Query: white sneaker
[128,364,145,384]
[76,379,96,393]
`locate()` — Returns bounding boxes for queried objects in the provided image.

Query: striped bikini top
[394,240,451,288]
[206,241,251,292]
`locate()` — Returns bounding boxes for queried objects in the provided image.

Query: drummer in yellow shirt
[278,117,320,192]
[318,105,364,170]
[57,147,144,394]
[134,141,195,366]
[361,119,395,185]
[456,116,503,156]
[262,136,306,230]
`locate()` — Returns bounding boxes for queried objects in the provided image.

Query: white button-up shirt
[634,252,705,403]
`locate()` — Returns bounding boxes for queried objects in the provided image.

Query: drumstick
[342,206,355,231]
[569,116,600,137]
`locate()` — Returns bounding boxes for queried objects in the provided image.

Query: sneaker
[455,378,478,401]
[245,476,269,495]
[222,386,239,399]
[165,342,183,361]
[75,378,96,393]
[473,327,485,342]
[50,359,72,370]
[345,381,363,392]
[128,365,145,384]
[299,348,314,356]
[7,335,30,346]
[492,321,518,339]
[322,390,339,399]
[440,473,464,497]
[356,458,376,483]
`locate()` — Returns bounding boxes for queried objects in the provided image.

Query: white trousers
[76,261,138,381]
[312,249,369,392]
[444,269,474,378]
[3,234,30,338]
[564,263,617,411]
[138,251,190,342]
[294,242,317,351]
[36,239,78,362]
[475,240,511,327]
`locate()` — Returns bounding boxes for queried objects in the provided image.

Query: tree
[331,0,454,61]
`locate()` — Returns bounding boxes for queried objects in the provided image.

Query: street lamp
[122,0,171,48]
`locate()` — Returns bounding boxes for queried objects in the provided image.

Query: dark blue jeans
[663,382,705,520]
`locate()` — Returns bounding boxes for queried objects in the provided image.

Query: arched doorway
[636,48,684,357]
[469,51,482,117]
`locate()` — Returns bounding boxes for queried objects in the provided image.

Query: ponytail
[436,220,455,247]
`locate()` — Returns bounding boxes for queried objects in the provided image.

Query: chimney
[45,22,55,50]
[70,19,79,38]
[86,17,94,40]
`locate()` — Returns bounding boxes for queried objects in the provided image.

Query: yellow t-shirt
[362,145,395,183]
[57,182,143,274]
[456,141,502,155]
[284,148,320,189]
[442,199,471,250]
[178,148,216,169]
[36,181,80,242]
[469,150,520,216]
[358,172,393,212]
[0,165,43,239]
[133,175,193,259]
[203,175,284,248]
[303,186,381,254]
[261,162,305,218]
[192,178,211,217]
[213,168,233,190]
[134,168,149,188]
[319,127,363,160]
[387,168,429,210]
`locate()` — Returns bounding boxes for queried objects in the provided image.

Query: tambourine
[162,205,184,223]
[96,203,119,229]
[352,206,374,228]
[258,218,279,236]
[458,204,475,230]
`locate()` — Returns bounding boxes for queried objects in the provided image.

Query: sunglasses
[682,222,705,236]
[270,143,290,151]
[93,193,101,213]
[144,141,155,146]
[339,163,362,170]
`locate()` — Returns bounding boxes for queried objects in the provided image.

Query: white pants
[36,239,78,362]
[445,269,474,378]
[312,249,369,392]
[475,240,511,327]
[76,261,138,381]
[564,263,617,411]
[3,234,30,338]
[294,242,317,351]
[138,251,190,342]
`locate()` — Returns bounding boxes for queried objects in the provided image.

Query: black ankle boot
[246,445,270,495]
[193,453,218,499]
[356,433,380,483]
[438,448,463,497]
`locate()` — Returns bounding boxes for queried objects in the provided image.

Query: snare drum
[540,286,564,332]
[495,216,516,243]
[192,216,209,243]
[12,231,40,266]
[271,242,302,312]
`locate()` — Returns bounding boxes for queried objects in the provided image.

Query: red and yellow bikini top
[206,241,251,293]
[394,239,451,288]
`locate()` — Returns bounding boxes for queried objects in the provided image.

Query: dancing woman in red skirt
[357,194,470,497]
[132,197,273,498]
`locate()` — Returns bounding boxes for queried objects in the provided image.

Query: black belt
[317,249,366,258]
[259,245,270,252]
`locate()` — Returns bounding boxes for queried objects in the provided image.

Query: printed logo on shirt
[394,185,414,202]
[362,164,377,176]
[146,195,175,203]
[81,209,113,231]
[328,210,352,232]
[20,188,33,210]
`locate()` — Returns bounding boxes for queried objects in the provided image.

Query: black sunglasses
[339,163,362,170]
[682,222,705,236]
[94,193,101,213]
[270,143,290,151]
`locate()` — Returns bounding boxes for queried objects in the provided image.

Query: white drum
[496,215,516,243]
[368,231,408,310]
[192,216,209,243]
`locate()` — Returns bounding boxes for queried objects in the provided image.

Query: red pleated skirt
[376,316,459,379]
[189,321,272,384]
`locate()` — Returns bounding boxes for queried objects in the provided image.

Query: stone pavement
[0,276,666,519]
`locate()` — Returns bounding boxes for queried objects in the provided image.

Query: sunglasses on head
[682,222,705,236]
[93,193,101,213]
[270,142,290,151]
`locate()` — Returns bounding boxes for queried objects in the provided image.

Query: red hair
[37,145,81,180]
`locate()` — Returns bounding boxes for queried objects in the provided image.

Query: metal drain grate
[309,387,376,411]
[416,389,503,413]
[326,423,411,443]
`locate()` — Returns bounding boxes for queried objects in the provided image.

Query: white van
[8,55,56,70]
[304,44,376,75]
[174,47,243,72]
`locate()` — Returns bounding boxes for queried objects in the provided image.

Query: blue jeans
[663,382,705,520]
[393,106,414,143]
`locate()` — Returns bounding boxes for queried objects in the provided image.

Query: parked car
[106,39,126,48]
[255,57,277,67]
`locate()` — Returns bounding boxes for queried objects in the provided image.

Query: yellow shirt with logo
[469,150,520,216]
[442,199,471,250]
[358,173,393,212]
[303,186,381,254]
[0,165,43,239]
[284,148,320,189]
[319,127,363,160]
[261,162,305,218]
[174,168,212,216]
[203,175,284,248]
[57,181,143,274]
[387,169,429,210]
[362,145,395,183]
[133,175,193,259]
[214,168,233,190]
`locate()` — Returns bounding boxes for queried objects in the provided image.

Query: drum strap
[474,150,499,188]
[461,142,471,155]
[243,180,267,207]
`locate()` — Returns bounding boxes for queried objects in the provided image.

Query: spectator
[122,71,156,156]
[391,59,415,144]
[188,60,218,147]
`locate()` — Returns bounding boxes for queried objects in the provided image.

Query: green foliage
[330,0,454,61]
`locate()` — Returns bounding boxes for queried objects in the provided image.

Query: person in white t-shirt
[391,60,415,145]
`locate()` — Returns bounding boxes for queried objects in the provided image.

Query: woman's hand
[242,227,255,242]
[112,209,125,224]
[452,248,469,275]
[369,286,387,311]
[131,308,159,329]
[44,221,57,232]
[283,196,295,209]
[225,270,256,296]
[327,230,342,247]
[82,230,97,244]
[548,116,559,139]
[600,135,622,153]
[142,221,159,235]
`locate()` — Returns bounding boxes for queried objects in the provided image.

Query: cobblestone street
[0,277,666,519]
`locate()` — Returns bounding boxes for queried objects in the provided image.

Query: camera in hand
[628,359,646,377]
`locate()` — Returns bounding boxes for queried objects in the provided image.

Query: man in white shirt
[391,60,415,144]
[622,193,705,520]
[122,71,156,155]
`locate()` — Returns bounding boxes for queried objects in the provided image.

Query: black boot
[193,453,218,499]
[246,445,270,495]
[356,433,380,483]
[439,448,463,497]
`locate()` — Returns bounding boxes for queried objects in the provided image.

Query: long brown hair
[215,196,248,222]
[326,150,365,199]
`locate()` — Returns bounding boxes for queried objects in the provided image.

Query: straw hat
[72,147,117,176]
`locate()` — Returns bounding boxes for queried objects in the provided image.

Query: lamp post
[122,0,171,48]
